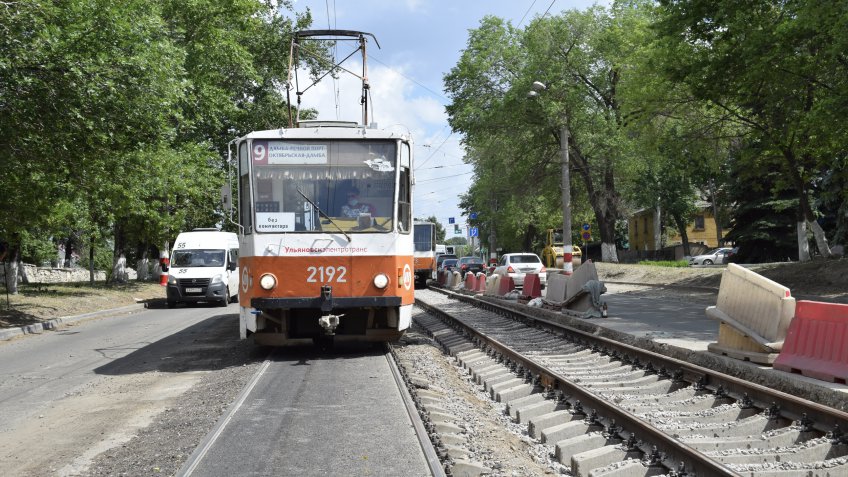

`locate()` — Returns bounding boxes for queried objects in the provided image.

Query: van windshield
[172,249,226,268]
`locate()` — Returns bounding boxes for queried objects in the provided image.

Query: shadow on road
[94,313,266,375]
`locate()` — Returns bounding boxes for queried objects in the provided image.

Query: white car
[493,253,547,288]
[689,247,733,266]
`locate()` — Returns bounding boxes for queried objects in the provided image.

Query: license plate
[185,287,202,293]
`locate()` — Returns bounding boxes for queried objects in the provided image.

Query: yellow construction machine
[542,229,582,269]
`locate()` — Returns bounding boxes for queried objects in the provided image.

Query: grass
[1,281,166,328]
[637,260,690,268]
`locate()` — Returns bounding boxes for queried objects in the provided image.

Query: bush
[638,260,689,268]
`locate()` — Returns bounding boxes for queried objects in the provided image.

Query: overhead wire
[517,0,538,28]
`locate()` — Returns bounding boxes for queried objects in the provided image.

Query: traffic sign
[582,223,591,231]
[470,212,478,220]
[582,231,592,241]
[448,217,455,224]
[469,226,478,237]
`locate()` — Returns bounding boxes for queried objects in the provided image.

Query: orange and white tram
[232,122,414,345]
[413,220,437,287]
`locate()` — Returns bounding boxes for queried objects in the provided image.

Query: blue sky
[288,0,602,239]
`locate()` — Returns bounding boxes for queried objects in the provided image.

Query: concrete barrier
[464,272,476,291]
[485,274,500,295]
[475,273,487,293]
[773,300,848,383]
[561,260,606,317]
[497,275,515,296]
[543,274,569,307]
[563,260,598,304]
[450,271,463,290]
[522,273,542,299]
[706,263,796,364]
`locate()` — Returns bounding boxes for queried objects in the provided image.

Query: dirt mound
[596,258,848,302]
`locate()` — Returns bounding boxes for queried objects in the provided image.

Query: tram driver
[341,186,376,218]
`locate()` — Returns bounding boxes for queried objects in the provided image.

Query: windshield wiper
[295,188,351,242]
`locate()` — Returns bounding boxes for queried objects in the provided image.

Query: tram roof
[239,123,411,142]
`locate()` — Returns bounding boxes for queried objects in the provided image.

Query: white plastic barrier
[706,263,796,364]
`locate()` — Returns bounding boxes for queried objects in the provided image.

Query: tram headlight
[259,273,277,290]
[373,273,389,289]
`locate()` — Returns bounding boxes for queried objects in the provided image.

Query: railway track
[413,288,848,477]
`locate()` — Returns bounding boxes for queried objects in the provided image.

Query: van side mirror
[227,261,237,271]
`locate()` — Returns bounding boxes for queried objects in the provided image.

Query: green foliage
[638,260,689,268]
[77,243,115,272]
[0,0,317,275]
[652,0,848,256]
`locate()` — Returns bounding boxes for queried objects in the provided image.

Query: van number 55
[306,266,347,283]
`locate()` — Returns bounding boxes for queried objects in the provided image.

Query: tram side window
[398,142,411,233]
[238,142,252,233]
[399,167,411,233]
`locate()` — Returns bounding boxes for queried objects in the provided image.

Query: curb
[0,303,146,341]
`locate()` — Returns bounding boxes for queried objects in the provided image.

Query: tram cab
[232,121,414,345]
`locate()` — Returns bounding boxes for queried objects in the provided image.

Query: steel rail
[417,290,848,475]
[462,293,848,434]
[385,344,447,477]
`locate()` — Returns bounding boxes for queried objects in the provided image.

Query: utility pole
[530,81,572,275]
[559,115,573,275]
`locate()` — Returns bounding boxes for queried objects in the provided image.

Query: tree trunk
[112,254,127,283]
[109,222,126,284]
[784,148,832,261]
[796,220,811,262]
[653,206,662,252]
[89,244,95,285]
[6,246,20,295]
[137,242,149,281]
[672,213,691,257]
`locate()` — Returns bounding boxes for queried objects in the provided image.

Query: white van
[165,229,240,308]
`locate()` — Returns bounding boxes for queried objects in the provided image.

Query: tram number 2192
[306,266,347,283]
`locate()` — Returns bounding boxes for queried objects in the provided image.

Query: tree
[653,0,848,261]
[445,6,654,262]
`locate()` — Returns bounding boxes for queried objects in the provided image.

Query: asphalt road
[182,345,433,477]
[0,302,239,475]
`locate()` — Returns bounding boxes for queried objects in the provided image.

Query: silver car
[493,253,547,288]
[689,247,733,265]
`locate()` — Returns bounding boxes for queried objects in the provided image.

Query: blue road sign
[448,217,455,224]
[469,226,478,237]
[582,223,591,231]
[470,212,478,220]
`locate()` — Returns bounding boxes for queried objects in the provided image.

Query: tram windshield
[250,140,397,233]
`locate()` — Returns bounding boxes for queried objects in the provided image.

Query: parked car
[435,254,457,271]
[493,253,547,288]
[689,247,733,266]
[439,258,458,273]
[458,256,485,278]
[723,247,739,264]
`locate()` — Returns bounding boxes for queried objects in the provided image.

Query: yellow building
[628,204,727,251]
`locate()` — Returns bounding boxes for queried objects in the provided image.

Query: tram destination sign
[252,141,328,165]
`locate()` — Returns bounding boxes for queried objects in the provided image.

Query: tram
[227,30,414,345]
[413,220,437,287]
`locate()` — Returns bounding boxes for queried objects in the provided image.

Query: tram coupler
[318,313,342,335]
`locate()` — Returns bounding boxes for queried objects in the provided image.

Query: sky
[288,0,602,240]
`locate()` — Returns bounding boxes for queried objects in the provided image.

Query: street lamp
[529,81,573,275]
